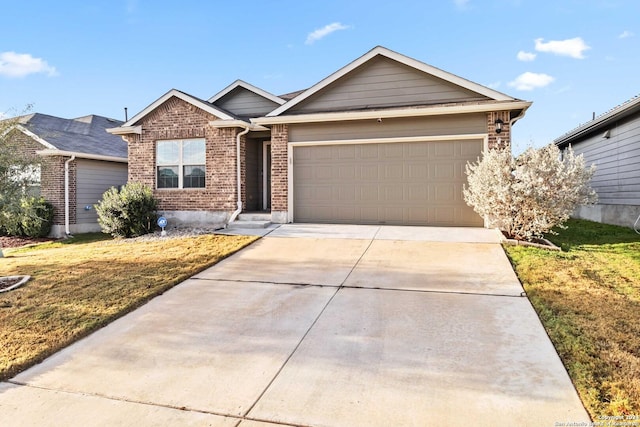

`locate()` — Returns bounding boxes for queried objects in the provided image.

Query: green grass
[504,219,640,417]
[0,233,257,381]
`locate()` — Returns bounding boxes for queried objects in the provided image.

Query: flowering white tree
[463,144,597,241]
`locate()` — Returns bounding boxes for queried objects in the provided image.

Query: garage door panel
[434,164,454,179]
[407,163,429,180]
[383,143,404,158]
[383,164,403,180]
[293,140,484,226]
[434,142,455,158]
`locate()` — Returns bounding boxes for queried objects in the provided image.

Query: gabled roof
[14,113,127,160]
[267,46,517,117]
[119,88,237,129]
[208,79,285,105]
[555,94,640,147]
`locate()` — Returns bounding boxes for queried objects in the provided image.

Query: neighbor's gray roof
[17,113,127,158]
[555,94,640,147]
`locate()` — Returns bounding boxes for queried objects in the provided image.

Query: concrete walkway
[0,225,590,426]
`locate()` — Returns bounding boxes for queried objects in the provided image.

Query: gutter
[64,155,76,236]
[37,149,127,163]
[253,101,532,126]
[509,108,527,132]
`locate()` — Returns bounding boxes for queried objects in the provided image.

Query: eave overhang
[253,101,532,126]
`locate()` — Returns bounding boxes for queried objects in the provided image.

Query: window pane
[183,139,205,164]
[157,141,180,164]
[183,165,205,188]
[157,166,179,188]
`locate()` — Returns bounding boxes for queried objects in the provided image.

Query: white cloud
[453,0,470,9]
[508,72,555,91]
[0,51,58,78]
[534,37,590,59]
[305,22,350,45]
[619,30,634,39]
[517,51,536,62]
[487,81,501,89]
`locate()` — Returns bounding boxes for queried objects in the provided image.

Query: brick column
[487,111,511,150]
[270,124,289,223]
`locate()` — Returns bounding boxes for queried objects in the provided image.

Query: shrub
[463,144,597,241]
[95,182,158,238]
[0,196,54,237]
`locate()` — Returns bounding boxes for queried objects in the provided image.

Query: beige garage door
[293,139,484,226]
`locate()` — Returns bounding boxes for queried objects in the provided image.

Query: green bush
[0,196,54,237]
[95,182,158,238]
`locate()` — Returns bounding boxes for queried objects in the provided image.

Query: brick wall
[124,97,239,212]
[487,111,511,150]
[4,129,75,226]
[270,124,288,212]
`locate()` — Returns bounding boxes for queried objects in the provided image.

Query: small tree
[0,111,41,220]
[95,182,158,238]
[464,144,597,241]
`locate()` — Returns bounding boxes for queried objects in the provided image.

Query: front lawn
[0,232,257,381]
[504,219,640,417]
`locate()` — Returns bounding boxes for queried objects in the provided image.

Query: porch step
[237,213,271,222]
[227,220,272,229]
[228,212,272,229]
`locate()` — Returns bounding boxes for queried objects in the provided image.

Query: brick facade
[487,111,511,150]
[5,129,76,226]
[124,97,240,212]
[270,124,289,213]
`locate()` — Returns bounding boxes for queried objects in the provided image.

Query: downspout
[509,109,527,131]
[64,155,76,236]
[226,126,250,226]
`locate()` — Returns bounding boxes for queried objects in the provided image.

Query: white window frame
[156,138,206,189]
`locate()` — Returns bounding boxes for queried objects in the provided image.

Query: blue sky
[1,0,638,153]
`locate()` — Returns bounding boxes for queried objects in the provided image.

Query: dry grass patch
[504,219,640,417]
[0,232,257,381]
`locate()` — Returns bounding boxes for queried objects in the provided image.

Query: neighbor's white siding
[76,159,128,224]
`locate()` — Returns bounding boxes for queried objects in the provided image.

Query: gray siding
[289,114,487,143]
[569,112,640,205]
[213,88,281,118]
[289,56,489,114]
[76,159,128,224]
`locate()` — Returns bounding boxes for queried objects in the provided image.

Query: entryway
[244,138,271,212]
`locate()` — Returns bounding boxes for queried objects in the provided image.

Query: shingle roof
[554,94,640,147]
[17,113,127,158]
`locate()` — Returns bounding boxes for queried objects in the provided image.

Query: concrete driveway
[0,224,589,426]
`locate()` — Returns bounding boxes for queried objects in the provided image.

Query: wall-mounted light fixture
[495,118,504,134]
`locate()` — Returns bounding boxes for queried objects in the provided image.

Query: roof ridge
[555,93,640,142]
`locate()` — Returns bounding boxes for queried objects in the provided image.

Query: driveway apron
[0,224,590,426]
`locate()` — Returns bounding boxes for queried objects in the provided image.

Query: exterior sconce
[495,118,504,134]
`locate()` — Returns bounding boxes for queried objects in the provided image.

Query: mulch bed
[0,235,56,249]
[0,277,22,291]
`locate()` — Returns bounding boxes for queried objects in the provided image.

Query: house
[4,113,128,237]
[108,46,531,228]
[554,95,640,228]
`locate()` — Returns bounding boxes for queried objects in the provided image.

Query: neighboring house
[108,46,531,228]
[555,95,640,228]
[4,113,128,237]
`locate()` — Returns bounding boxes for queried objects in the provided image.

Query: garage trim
[286,133,489,224]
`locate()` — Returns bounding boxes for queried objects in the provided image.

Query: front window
[156,139,205,189]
